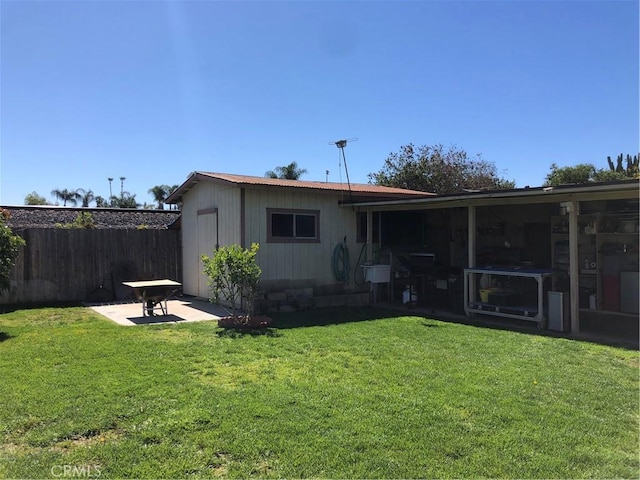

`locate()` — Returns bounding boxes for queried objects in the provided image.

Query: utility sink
[363,264,391,283]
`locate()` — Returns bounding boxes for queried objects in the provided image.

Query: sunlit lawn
[0,306,638,478]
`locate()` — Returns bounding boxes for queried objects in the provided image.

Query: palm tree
[51,188,81,206]
[119,177,126,196]
[77,189,95,207]
[265,162,308,180]
[148,185,169,210]
[107,178,114,198]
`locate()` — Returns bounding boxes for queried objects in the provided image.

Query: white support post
[568,201,580,333]
[468,206,477,306]
[366,209,373,262]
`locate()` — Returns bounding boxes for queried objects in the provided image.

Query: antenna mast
[330,138,358,206]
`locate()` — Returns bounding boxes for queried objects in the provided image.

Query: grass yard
[0,306,638,479]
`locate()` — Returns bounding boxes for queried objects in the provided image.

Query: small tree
[368,143,514,194]
[201,243,261,320]
[24,191,49,205]
[0,209,26,294]
[544,163,596,186]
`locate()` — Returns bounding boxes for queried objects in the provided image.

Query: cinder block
[266,291,287,302]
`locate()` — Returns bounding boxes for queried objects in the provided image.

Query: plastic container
[403,287,417,304]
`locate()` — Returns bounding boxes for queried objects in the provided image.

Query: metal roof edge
[166,171,431,202]
[343,179,640,208]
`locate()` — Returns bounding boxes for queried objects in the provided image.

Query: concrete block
[266,291,287,302]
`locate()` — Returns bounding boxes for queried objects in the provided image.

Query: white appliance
[548,291,570,332]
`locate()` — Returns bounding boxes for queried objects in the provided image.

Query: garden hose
[332,237,350,282]
[354,243,368,286]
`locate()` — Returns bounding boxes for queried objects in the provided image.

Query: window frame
[266,208,320,243]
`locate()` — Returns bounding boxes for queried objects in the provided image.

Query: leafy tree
[201,243,261,320]
[51,188,81,206]
[24,191,49,205]
[592,169,630,183]
[544,155,640,186]
[265,162,308,180]
[0,209,26,294]
[544,163,596,186]
[368,144,515,194]
[77,189,95,207]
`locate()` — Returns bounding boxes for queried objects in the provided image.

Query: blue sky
[1,0,638,207]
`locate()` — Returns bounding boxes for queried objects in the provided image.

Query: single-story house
[167,172,639,341]
[165,172,429,305]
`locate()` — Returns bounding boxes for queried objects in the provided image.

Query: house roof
[165,171,433,204]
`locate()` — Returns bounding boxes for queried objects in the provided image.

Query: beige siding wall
[181,182,242,298]
[243,188,361,289]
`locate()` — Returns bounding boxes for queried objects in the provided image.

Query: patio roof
[342,179,640,210]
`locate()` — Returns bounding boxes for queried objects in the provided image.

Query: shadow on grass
[420,321,441,328]
[0,332,13,342]
[270,306,401,329]
[422,308,640,351]
[127,314,185,325]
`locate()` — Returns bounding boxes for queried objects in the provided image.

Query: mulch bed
[218,315,273,330]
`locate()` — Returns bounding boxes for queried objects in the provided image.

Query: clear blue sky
[1,0,638,207]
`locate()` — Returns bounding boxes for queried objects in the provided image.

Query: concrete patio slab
[87,297,229,326]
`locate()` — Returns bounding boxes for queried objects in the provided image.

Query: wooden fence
[1,228,181,305]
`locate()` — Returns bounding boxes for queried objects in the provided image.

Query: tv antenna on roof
[329,138,358,207]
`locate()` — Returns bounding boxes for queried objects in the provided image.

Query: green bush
[201,243,261,318]
[0,208,26,294]
[55,212,96,229]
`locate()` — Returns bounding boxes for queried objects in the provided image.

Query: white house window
[267,208,320,243]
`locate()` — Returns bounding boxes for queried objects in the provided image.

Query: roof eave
[341,180,640,209]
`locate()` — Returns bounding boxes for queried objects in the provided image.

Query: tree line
[263,150,638,194]
[368,146,638,193]
[24,181,179,210]
[23,150,640,207]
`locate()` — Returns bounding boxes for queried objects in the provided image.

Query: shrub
[201,243,261,318]
[0,208,26,294]
[55,212,96,229]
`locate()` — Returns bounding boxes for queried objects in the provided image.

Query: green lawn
[0,306,638,479]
